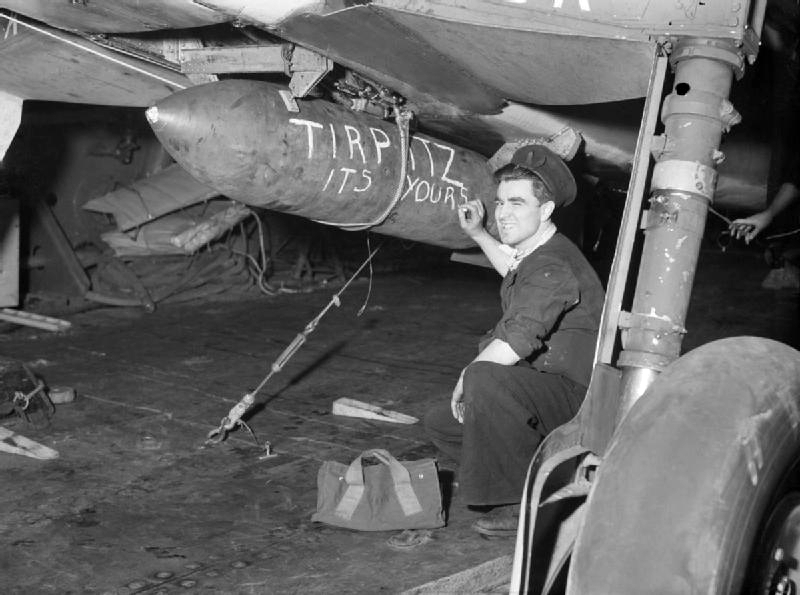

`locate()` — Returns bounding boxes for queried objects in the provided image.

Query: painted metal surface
[179,45,286,75]
[190,0,324,27]
[271,5,656,109]
[146,80,498,249]
[616,39,741,414]
[594,51,667,369]
[199,0,749,110]
[273,7,505,114]
[0,14,190,106]
[0,0,227,33]
[376,0,749,39]
[375,8,655,105]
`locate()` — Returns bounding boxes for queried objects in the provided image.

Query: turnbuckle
[203,392,261,448]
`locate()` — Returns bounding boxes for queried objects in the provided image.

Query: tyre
[568,337,800,594]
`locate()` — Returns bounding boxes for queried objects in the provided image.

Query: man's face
[494,179,553,248]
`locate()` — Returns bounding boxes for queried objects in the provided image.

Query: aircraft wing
[0,0,658,109]
[0,1,768,219]
[0,11,196,107]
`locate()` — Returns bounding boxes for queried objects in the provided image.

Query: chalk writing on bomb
[289,118,470,209]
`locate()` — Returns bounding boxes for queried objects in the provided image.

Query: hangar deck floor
[1,242,798,594]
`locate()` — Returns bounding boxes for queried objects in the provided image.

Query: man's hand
[451,369,466,423]
[730,211,773,244]
[451,340,520,423]
[458,199,486,240]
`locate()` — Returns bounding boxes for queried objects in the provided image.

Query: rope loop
[314,108,413,230]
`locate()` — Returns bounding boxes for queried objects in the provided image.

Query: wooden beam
[0,308,71,332]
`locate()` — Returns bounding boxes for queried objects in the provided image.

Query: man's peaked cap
[503,145,577,207]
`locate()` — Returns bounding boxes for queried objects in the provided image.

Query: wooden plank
[331,397,419,424]
[0,425,59,460]
[0,308,71,331]
[180,45,285,74]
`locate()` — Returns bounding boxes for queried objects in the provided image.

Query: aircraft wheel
[567,337,800,594]
[750,492,800,594]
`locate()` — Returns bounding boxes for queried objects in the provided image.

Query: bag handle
[334,449,423,520]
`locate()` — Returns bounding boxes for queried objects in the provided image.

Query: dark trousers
[424,361,585,506]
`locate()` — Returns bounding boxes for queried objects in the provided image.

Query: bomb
[146,80,497,248]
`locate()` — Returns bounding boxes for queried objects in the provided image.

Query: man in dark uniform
[424,145,604,536]
[730,1,800,289]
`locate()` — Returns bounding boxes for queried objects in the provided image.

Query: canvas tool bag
[311,448,445,531]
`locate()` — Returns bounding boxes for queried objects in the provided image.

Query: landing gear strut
[510,31,800,595]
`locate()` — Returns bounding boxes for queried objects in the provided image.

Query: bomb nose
[145,89,203,141]
[145,105,158,126]
[144,105,172,134]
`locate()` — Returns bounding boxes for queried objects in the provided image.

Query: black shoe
[471,504,520,537]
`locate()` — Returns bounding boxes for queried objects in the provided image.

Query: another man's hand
[457,199,486,240]
[451,369,466,423]
[730,211,773,244]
